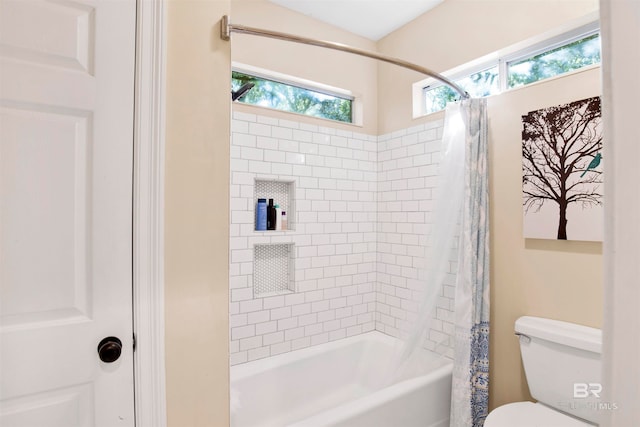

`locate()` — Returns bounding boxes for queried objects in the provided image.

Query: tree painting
[521,97,603,241]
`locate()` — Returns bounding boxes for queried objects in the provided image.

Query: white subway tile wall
[229,110,454,365]
[230,111,378,366]
[376,120,456,359]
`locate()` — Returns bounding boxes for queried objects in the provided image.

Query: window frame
[421,63,501,114]
[413,15,600,117]
[232,63,360,125]
[501,24,600,91]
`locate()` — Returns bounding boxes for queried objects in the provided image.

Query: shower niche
[253,243,295,297]
[254,178,295,232]
[252,178,296,297]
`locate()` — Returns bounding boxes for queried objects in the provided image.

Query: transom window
[231,70,354,124]
[424,66,500,115]
[418,20,601,116]
[507,33,600,89]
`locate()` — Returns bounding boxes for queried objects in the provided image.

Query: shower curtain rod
[220,15,470,100]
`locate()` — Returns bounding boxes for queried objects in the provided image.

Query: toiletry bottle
[275,204,282,230]
[281,211,287,231]
[267,199,275,230]
[256,198,267,231]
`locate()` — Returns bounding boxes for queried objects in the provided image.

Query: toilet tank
[515,316,602,424]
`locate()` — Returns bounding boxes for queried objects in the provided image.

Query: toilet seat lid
[485,402,593,427]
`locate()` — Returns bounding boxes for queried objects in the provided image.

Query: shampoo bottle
[267,199,276,230]
[281,211,287,231]
[275,204,282,230]
[256,198,267,231]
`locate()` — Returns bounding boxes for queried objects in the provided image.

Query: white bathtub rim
[231,331,436,381]
[286,362,453,427]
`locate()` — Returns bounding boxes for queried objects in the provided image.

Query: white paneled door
[0,0,136,425]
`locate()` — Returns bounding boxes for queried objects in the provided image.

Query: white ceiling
[267,0,444,41]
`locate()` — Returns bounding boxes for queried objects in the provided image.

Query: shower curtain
[450,98,490,427]
[398,99,466,365]
[393,98,489,427]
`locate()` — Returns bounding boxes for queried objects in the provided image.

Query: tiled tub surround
[229,111,454,365]
[375,121,456,359]
[230,112,379,365]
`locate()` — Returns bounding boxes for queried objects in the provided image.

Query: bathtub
[230,331,453,427]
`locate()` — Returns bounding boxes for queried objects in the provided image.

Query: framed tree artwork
[521,96,603,241]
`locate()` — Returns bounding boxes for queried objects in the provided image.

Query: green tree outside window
[508,34,600,88]
[423,32,600,115]
[424,66,499,114]
[232,71,353,123]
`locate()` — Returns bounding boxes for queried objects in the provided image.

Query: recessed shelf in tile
[254,179,295,231]
[253,243,295,297]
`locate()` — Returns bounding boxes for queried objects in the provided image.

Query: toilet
[485,316,602,427]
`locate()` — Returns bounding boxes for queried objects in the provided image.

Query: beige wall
[488,68,602,409]
[377,0,599,134]
[165,0,230,425]
[231,0,379,134]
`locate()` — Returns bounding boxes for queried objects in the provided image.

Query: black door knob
[97,337,122,363]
